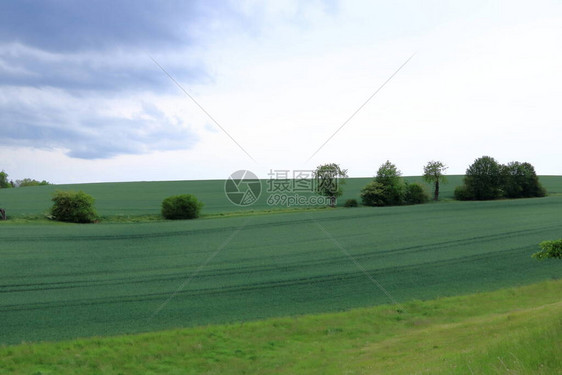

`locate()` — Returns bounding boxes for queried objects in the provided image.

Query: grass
[1,279,560,374]
[1,192,561,345]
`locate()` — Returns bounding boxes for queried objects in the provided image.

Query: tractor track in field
[0,223,554,292]
[0,245,537,313]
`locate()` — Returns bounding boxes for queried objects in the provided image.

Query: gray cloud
[0,0,244,92]
[0,0,243,158]
[0,91,198,159]
[0,43,208,92]
[0,1,236,52]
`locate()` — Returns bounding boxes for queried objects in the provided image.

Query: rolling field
[1,175,561,218]
[1,176,561,345]
[2,175,561,219]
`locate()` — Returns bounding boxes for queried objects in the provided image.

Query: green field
[1,175,561,218]
[1,177,561,346]
[2,280,561,374]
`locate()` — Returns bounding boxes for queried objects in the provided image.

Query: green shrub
[162,194,203,220]
[344,198,358,207]
[532,239,562,260]
[360,181,387,207]
[454,185,473,201]
[50,190,97,223]
[404,183,429,205]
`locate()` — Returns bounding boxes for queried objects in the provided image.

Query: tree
[0,170,12,189]
[375,160,404,206]
[50,191,98,223]
[314,163,348,207]
[501,162,545,198]
[423,161,448,201]
[462,156,502,200]
[161,194,203,220]
[455,157,547,201]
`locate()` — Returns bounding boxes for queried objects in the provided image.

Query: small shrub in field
[454,185,472,201]
[344,199,358,207]
[162,194,203,220]
[532,239,562,260]
[404,183,429,205]
[360,181,387,207]
[50,190,97,223]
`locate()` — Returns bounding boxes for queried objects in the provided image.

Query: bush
[532,239,562,260]
[360,181,387,207]
[404,183,429,204]
[50,190,97,223]
[454,185,473,201]
[162,194,203,220]
[344,198,358,207]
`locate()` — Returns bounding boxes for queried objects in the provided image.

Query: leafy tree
[423,161,448,201]
[532,239,562,260]
[501,162,545,198]
[50,191,98,223]
[375,160,404,206]
[314,163,348,207]
[162,194,203,220]
[0,170,12,189]
[462,156,502,200]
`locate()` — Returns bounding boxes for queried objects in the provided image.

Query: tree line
[314,155,546,207]
[0,170,50,188]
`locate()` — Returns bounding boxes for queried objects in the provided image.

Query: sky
[1,0,561,184]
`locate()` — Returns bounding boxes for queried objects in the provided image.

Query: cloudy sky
[1,0,561,183]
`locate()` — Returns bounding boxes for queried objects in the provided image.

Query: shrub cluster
[50,190,98,223]
[360,161,429,207]
[161,194,203,220]
[455,156,546,201]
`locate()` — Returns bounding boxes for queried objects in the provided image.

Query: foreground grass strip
[1,279,560,374]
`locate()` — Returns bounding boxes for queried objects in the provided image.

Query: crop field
[2,175,561,218]
[1,177,561,345]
